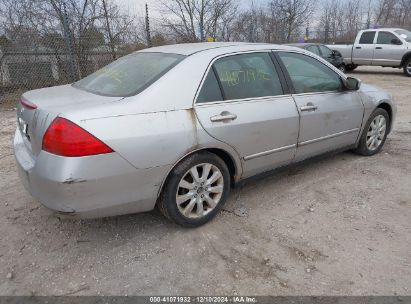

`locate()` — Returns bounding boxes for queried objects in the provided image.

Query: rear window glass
[359,32,376,44]
[197,69,223,103]
[212,53,283,100]
[73,53,185,97]
[306,45,320,56]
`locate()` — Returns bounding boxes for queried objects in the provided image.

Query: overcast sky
[117,0,267,18]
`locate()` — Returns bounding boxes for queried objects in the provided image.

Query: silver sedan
[14,43,396,227]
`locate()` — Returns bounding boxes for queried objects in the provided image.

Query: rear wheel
[354,108,389,156]
[404,58,411,77]
[158,151,230,227]
[338,64,346,73]
[345,64,358,71]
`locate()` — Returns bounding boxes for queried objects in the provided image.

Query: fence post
[62,2,78,82]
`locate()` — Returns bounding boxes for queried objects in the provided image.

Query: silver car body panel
[195,95,299,178]
[14,129,169,217]
[14,43,396,218]
[292,90,364,161]
[18,85,122,156]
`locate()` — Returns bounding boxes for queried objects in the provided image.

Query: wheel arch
[400,52,411,67]
[376,102,393,133]
[156,147,241,198]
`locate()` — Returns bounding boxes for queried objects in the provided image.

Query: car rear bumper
[14,129,170,218]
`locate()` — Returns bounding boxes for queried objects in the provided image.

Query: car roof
[286,43,326,47]
[138,42,300,56]
[363,28,403,32]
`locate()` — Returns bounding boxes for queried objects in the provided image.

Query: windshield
[73,52,185,97]
[394,29,411,43]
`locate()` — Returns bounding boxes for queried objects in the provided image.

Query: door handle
[300,104,318,112]
[376,47,383,49]
[210,111,237,122]
[355,46,362,49]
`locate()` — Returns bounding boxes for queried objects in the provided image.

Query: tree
[160,0,237,42]
[151,33,168,46]
[375,0,411,28]
[269,0,314,42]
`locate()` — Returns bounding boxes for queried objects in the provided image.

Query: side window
[197,69,223,103]
[306,45,321,56]
[377,31,401,44]
[277,52,342,94]
[318,45,333,58]
[212,53,283,100]
[359,31,376,44]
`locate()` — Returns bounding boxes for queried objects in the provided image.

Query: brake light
[21,97,37,109]
[42,117,114,157]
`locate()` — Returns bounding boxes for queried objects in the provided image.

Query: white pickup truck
[327,28,411,77]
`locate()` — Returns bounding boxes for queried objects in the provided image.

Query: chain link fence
[0,41,137,109]
[0,0,143,109]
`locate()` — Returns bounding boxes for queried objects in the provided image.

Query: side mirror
[391,38,402,45]
[344,77,361,91]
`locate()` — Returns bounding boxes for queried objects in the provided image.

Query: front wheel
[158,151,231,227]
[354,108,390,156]
[404,58,411,77]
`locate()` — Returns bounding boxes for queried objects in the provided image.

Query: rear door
[373,31,406,66]
[353,31,376,65]
[194,52,299,178]
[276,51,364,161]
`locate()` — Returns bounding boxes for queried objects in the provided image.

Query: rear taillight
[20,97,37,109]
[42,117,114,157]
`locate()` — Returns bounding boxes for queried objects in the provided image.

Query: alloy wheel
[366,115,387,151]
[176,163,224,219]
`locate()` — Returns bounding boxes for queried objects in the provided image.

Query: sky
[117,0,267,18]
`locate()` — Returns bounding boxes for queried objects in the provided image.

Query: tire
[338,64,346,73]
[404,58,411,77]
[354,108,390,156]
[345,64,358,71]
[158,151,231,227]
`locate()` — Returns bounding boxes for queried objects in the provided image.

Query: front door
[373,31,406,66]
[276,52,364,161]
[194,52,299,178]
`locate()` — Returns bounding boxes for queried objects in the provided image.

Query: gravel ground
[0,66,410,296]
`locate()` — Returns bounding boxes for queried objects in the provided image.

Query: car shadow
[52,149,360,242]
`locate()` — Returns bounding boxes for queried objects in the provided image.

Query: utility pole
[366,0,372,29]
[145,3,152,47]
[62,1,78,81]
[102,0,116,60]
[324,8,329,44]
[199,0,205,42]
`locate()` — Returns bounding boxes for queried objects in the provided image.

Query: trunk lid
[17,84,122,156]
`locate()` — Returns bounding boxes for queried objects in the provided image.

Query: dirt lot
[0,66,410,296]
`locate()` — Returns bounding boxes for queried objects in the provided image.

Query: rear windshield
[73,52,185,97]
[395,29,411,43]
